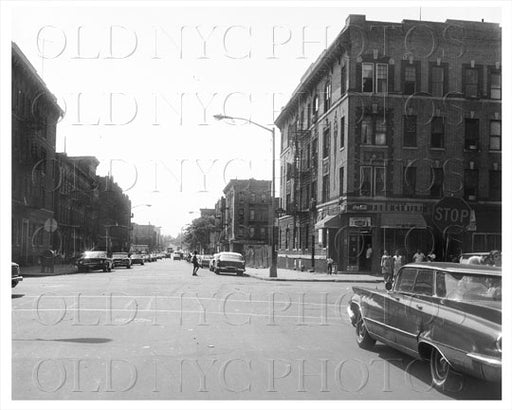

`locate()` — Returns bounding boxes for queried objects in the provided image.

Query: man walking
[381,250,393,284]
[192,251,200,276]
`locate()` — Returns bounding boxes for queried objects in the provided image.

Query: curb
[245,273,383,283]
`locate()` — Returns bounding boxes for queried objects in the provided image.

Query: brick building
[131,223,162,252]
[218,179,273,265]
[54,154,100,259]
[276,15,501,272]
[12,43,63,265]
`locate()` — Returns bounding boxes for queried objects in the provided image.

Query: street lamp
[213,113,277,277]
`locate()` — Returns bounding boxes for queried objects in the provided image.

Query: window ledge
[361,144,389,148]
[430,147,446,151]
[402,146,418,149]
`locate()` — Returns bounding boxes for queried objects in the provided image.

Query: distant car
[214,252,245,275]
[112,252,132,268]
[141,254,150,263]
[199,255,213,268]
[12,262,23,288]
[348,262,501,390]
[130,254,145,265]
[76,251,113,272]
[172,252,181,260]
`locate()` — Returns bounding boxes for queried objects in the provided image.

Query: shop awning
[315,214,342,230]
[381,213,426,228]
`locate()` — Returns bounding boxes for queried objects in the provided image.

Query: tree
[183,216,216,253]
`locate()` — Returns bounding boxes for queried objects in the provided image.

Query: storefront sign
[349,202,424,213]
[349,217,372,227]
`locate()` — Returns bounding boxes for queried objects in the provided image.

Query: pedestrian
[393,250,403,279]
[365,244,373,271]
[413,249,425,263]
[192,251,200,276]
[427,250,436,262]
[381,250,393,284]
[326,257,334,275]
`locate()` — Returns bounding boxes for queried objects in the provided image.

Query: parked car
[199,255,213,268]
[12,262,23,288]
[209,253,220,271]
[172,252,182,260]
[76,251,114,272]
[459,251,501,266]
[141,253,150,263]
[112,252,131,268]
[130,253,145,265]
[347,262,501,390]
[213,252,245,275]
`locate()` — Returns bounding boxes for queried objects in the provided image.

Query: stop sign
[432,197,472,232]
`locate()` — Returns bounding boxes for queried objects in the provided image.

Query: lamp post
[213,114,277,277]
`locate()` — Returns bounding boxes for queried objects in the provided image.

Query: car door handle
[416,304,423,310]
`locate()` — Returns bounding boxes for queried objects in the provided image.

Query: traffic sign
[432,197,472,232]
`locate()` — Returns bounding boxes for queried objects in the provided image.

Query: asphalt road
[11,259,501,400]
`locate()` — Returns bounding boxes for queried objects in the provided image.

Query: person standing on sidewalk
[381,250,393,284]
[393,250,403,280]
[192,251,200,276]
[326,257,334,275]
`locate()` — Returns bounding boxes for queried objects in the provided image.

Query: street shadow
[371,342,501,399]
[12,294,25,299]
[13,337,113,344]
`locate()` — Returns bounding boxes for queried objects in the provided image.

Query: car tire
[430,348,462,391]
[215,268,220,275]
[355,315,376,349]
[127,265,131,269]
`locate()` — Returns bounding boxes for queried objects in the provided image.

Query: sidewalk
[21,264,78,277]
[245,267,383,283]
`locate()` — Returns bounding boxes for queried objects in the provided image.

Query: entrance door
[348,232,372,271]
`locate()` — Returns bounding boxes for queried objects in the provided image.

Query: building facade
[276,15,501,272]
[219,179,273,266]
[131,223,162,252]
[12,43,63,265]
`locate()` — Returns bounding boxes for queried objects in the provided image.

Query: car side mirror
[385,281,393,291]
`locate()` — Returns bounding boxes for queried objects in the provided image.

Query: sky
[8,2,504,236]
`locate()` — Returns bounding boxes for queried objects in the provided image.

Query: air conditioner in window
[468,194,477,201]
[469,144,478,150]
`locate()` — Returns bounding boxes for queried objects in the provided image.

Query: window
[362,63,374,92]
[249,227,255,238]
[464,67,479,98]
[490,70,501,100]
[361,117,373,145]
[340,116,345,148]
[404,65,416,94]
[430,168,444,197]
[313,95,319,120]
[341,64,347,94]
[403,166,416,197]
[307,103,311,128]
[306,144,311,168]
[311,180,317,201]
[396,268,417,293]
[489,120,501,151]
[360,166,372,196]
[376,63,388,93]
[324,81,332,112]
[322,127,330,159]
[431,117,444,148]
[413,270,434,296]
[403,115,417,147]
[465,119,479,150]
[431,65,445,97]
[464,169,479,200]
[489,170,501,201]
[374,167,386,196]
[339,167,345,196]
[249,209,255,221]
[360,115,387,145]
[322,174,330,202]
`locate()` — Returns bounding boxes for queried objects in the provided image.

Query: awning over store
[315,214,342,230]
[381,213,426,229]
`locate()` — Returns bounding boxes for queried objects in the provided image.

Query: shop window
[489,120,501,151]
[465,119,479,150]
[403,115,417,147]
[430,117,444,148]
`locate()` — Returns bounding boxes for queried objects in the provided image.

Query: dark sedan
[213,252,245,276]
[12,262,23,288]
[347,262,501,390]
[76,251,113,272]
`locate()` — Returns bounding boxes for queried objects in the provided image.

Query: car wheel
[430,348,461,391]
[215,268,220,275]
[355,315,375,349]
[141,262,144,265]
[127,264,131,269]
